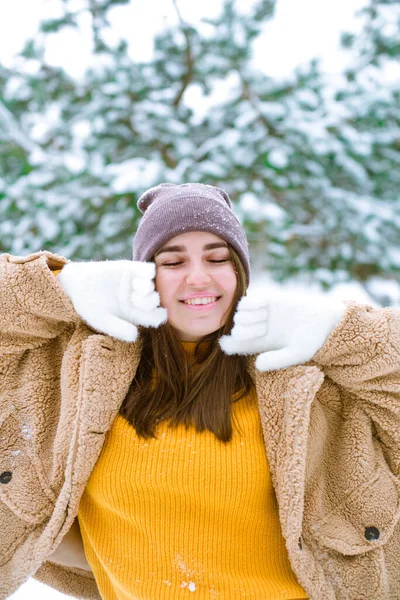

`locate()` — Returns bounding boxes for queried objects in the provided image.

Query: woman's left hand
[219,288,347,371]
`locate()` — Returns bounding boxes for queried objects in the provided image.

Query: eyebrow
[155,242,228,256]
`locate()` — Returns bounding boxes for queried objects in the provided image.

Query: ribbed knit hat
[132,183,250,284]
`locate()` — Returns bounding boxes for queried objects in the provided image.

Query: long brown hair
[119,245,253,443]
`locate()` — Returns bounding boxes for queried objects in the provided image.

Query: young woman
[0,183,399,600]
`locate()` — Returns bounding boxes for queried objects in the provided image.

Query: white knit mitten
[219,288,346,371]
[58,260,167,342]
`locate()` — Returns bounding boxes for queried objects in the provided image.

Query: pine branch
[0,100,40,154]
[88,0,107,52]
[0,100,62,167]
[171,0,195,108]
[239,75,282,138]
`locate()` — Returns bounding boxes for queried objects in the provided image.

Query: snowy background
[1,0,399,305]
[1,0,399,597]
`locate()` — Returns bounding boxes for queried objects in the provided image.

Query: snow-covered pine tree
[219,1,400,301]
[331,0,400,303]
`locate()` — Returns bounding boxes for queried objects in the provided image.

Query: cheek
[221,268,237,299]
[155,271,177,304]
[155,271,166,301]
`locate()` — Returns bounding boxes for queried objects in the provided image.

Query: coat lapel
[251,358,325,551]
[69,335,142,504]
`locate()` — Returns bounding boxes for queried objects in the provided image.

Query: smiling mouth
[179,296,221,306]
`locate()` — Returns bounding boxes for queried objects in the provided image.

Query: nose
[185,263,212,286]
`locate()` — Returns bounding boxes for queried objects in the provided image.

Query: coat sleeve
[312,301,400,474]
[0,251,80,352]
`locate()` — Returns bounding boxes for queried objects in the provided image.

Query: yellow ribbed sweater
[78,342,308,600]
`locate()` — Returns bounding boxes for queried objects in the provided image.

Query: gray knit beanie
[132,183,250,284]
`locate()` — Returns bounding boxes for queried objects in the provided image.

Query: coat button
[0,471,12,484]
[365,526,380,541]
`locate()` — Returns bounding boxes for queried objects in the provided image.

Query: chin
[173,321,222,341]
[188,322,224,339]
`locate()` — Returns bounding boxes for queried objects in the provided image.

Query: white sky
[0,0,367,79]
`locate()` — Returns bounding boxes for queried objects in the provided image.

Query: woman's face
[154,231,237,341]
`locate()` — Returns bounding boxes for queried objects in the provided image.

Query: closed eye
[161,259,229,267]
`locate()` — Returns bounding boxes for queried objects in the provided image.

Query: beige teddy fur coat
[0,251,399,600]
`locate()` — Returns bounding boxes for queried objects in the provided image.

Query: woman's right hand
[57,260,167,342]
